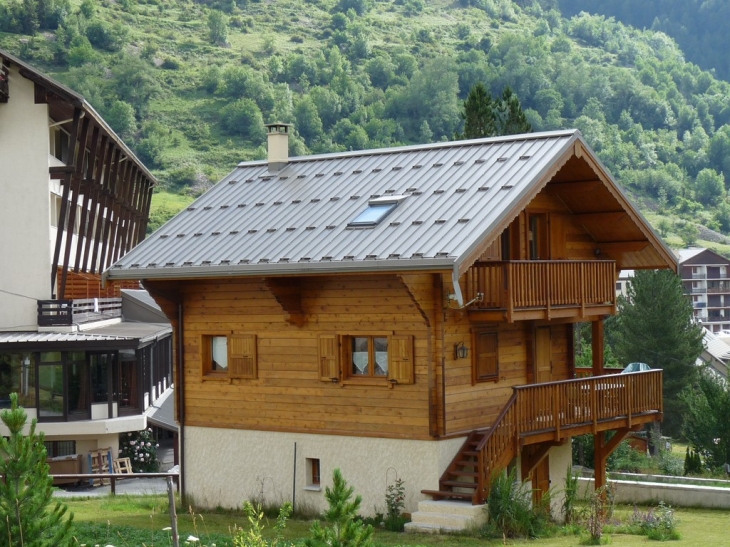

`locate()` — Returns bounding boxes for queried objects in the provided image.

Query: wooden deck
[424,370,663,504]
[464,260,617,322]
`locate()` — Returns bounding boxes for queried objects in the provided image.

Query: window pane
[348,203,397,226]
[352,337,369,375]
[41,352,61,363]
[119,350,138,410]
[90,354,110,404]
[374,337,388,376]
[211,336,228,371]
[0,352,35,408]
[68,361,89,416]
[39,365,64,417]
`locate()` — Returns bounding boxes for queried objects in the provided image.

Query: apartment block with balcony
[0,50,174,469]
[679,248,730,333]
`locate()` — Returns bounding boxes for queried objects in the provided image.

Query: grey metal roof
[107,130,580,281]
[677,248,707,263]
[146,387,177,432]
[0,331,132,344]
[84,322,171,344]
[0,323,170,347]
[121,289,169,323]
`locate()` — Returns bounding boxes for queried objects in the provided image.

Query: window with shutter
[201,334,257,380]
[388,335,414,385]
[229,334,257,379]
[318,334,340,382]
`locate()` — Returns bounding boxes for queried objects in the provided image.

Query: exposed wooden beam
[594,427,634,490]
[50,107,82,297]
[84,135,109,273]
[573,212,627,223]
[547,180,603,193]
[596,241,651,254]
[592,317,605,377]
[521,442,562,478]
[74,125,100,273]
[60,116,91,298]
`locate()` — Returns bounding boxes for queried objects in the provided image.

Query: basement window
[348,195,408,227]
[305,458,321,490]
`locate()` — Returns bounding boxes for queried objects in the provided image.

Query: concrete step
[406,499,487,534]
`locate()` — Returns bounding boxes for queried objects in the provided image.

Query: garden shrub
[119,428,159,472]
[306,468,373,547]
[233,501,292,547]
[629,502,680,541]
[482,468,551,539]
[383,477,407,531]
[562,465,580,524]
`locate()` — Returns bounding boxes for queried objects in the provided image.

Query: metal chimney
[265,122,291,172]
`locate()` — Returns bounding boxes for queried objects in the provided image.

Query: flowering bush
[119,428,160,472]
[629,502,680,541]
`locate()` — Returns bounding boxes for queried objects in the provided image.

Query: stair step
[462,450,479,456]
[421,489,475,501]
[440,480,477,488]
[447,470,479,477]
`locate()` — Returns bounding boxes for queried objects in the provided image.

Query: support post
[592,317,605,377]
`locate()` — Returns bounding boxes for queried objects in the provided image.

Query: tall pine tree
[456,83,531,140]
[613,270,704,437]
[0,393,74,546]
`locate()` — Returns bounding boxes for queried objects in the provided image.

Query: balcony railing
[464,260,616,321]
[38,297,122,327]
[429,370,663,504]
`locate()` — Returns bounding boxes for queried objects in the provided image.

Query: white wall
[184,426,465,516]
[0,65,53,331]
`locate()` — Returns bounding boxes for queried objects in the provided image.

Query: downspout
[178,302,186,501]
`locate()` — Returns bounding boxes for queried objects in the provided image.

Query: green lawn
[65,495,730,546]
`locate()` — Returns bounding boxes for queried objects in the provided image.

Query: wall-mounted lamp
[454,341,469,360]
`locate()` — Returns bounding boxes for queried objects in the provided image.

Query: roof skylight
[348,195,408,227]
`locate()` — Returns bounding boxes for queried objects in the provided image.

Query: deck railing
[37,297,122,326]
[471,370,662,503]
[464,260,616,318]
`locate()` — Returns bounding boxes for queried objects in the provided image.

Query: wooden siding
[179,275,434,439]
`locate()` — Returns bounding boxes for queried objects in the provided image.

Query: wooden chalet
[106,126,675,521]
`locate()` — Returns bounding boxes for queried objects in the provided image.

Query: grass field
[65,495,730,546]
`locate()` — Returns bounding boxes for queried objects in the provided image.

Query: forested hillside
[559,0,730,82]
[2,0,730,251]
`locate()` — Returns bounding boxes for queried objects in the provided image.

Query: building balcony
[37,297,122,327]
[464,260,616,322]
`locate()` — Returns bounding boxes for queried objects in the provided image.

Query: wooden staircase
[421,370,664,505]
[422,429,491,503]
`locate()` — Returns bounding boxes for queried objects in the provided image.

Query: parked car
[621,362,651,374]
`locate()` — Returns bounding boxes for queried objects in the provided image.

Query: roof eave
[105,258,457,282]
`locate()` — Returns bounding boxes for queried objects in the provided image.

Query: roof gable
[106,130,675,281]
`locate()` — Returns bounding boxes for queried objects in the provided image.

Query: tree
[456,83,531,140]
[0,393,74,546]
[306,468,373,547]
[220,99,266,142]
[613,270,704,437]
[496,86,532,135]
[207,9,228,45]
[681,367,730,469]
[695,168,725,206]
[457,82,495,139]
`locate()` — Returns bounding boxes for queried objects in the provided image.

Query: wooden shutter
[229,334,257,379]
[473,331,498,383]
[318,334,340,382]
[388,335,414,385]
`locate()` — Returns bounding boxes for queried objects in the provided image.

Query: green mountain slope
[2,0,730,253]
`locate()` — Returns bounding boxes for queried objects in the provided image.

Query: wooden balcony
[37,297,122,327]
[424,370,662,504]
[464,260,616,322]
